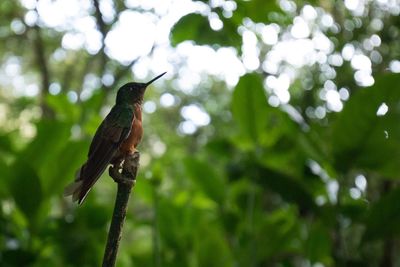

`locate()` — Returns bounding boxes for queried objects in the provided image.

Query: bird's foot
[109,151,140,188]
[109,165,136,187]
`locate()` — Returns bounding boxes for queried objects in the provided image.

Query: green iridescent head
[116,72,166,104]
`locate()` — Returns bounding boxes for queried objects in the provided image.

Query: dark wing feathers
[76,105,134,204]
[87,119,106,157]
[78,142,119,203]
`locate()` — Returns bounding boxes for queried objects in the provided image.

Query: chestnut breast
[119,104,143,155]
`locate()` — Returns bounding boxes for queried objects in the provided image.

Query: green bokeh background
[1,0,400,266]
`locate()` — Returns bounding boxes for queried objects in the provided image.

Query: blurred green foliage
[1,0,400,266]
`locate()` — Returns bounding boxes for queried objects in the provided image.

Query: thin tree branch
[33,24,53,118]
[61,54,93,95]
[103,43,157,93]
[92,0,108,75]
[92,0,107,38]
[102,152,140,267]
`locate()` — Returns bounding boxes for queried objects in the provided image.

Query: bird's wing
[87,119,106,157]
[76,105,134,204]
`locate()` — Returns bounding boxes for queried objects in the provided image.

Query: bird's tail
[63,164,86,203]
[63,180,83,202]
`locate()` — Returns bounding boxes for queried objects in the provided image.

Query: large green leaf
[11,119,77,200]
[195,224,233,267]
[20,119,72,171]
[184,157,226,204]
[46,93,81,122]
[42,140,89,196]
[231,73,269,146]
[9,159,43,221]
[332,73,400,176]
[170,13,241,48]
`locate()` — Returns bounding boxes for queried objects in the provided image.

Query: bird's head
[116,72,166,105]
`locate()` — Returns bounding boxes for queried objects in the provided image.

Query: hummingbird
[64,72,166,204]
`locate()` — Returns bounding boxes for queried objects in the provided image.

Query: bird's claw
[109,165,136,187]
[109,165,121,181]
[109,151,140,188]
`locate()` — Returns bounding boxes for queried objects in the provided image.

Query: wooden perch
[102,151,140,267]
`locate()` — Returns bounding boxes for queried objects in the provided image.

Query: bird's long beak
[145,72,167,86]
